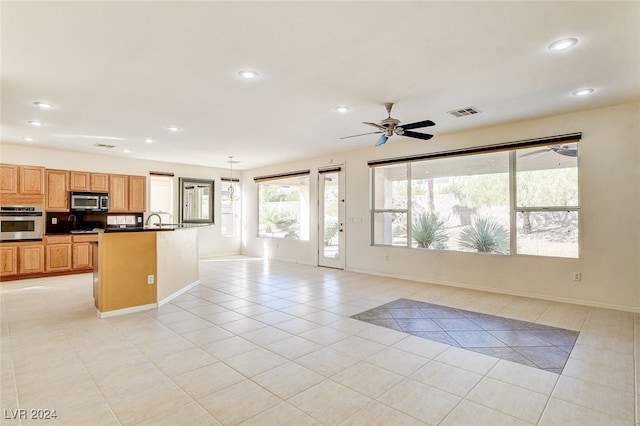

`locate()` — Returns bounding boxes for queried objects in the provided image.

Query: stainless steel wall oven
[0,205,44,241]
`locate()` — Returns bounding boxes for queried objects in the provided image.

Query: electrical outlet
[572,272,581,281]
[52,217,57,224]
[147,274,155,285]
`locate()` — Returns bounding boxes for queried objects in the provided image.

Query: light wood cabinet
[46,169,69,211]
[71,171,109,192]
[70,171,91,191]
[45,235,72,272]
[72,243,92,269]
[72,234,98,270]
[109,174,145,212]
[0,164,18,194]
[19,245,44,275]
[0,243,44,278]
[0,164,45,205]
[109,174,128,212]
[128,175,146,212]
[0,246,18,277]
[91,173,109,192]
[19,166,45,195]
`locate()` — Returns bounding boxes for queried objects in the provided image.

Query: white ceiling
[2,1,639,170]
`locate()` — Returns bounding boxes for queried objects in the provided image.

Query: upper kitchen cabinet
[45,169,69,211]
[70,171,109,192]
[108,174,128,212]
[90,173,109,192]
[0,164,45,205]
[19,166,45,195]
[128,175,146,212]
[0,164,18,193]
[109,174,146,212]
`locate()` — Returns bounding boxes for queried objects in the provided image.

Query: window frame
[255,170,311,241]
[370,134,581,258]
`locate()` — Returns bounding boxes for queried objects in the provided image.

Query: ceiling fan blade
[557,148,578,157]
[519,148,550,157]
[402,130,433,141]
[363,121,386,131]
[375,135,389,146]
[340,131,382,140]
[400,120,435,130]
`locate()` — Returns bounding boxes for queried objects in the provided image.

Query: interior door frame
[318,165,345,269]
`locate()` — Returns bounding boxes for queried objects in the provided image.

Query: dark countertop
[45,223,210,236]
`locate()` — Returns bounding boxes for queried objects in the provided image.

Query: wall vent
[448,107,481,117]
[93,143,116,149]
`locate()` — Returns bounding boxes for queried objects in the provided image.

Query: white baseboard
[345,267,640,314]
[96,303,157,318]
[158,280,200,307]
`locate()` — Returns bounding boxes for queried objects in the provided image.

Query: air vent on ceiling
[448,107,481,117]
[93,143,116,149]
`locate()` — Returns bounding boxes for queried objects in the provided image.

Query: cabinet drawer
[45,235,72,244]
[72,234,99,243]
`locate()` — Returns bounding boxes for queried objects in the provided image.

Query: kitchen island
[93,226,199,318]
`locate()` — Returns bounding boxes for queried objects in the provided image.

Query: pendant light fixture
[225,156,240,201]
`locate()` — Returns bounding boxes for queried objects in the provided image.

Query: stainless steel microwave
[70,192,109,212]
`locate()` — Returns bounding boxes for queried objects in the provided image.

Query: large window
[515,145,579,257]
[149,174,174,224]
[257,173,310,240]
[371,138,579,258]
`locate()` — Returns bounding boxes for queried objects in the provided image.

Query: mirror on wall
[179,178,214,223]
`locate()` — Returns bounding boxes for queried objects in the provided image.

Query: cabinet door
[91,173,109,192]
[19,245,44,274]
[109,174,128,212]
[69,171,91,191]
[45,244,72,272]
[72,243,92,270]
[46,169,69,211]
[128,175,146,212]
[0,164,18,194]
[19,166,45,195]
[0,246,18,276]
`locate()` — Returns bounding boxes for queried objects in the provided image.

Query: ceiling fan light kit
[342,102,435,146]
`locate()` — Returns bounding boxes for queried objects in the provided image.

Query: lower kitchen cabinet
[44,235,72,272]
[0,242,44,278]
[0,245,18,276]
[19,244,45,274]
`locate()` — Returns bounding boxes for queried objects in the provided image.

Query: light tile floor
[1,256,637,425]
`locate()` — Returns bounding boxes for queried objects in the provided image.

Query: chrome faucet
[145,213,162,227]
[67,214,77,228]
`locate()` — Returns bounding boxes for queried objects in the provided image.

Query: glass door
[318,167,345,269]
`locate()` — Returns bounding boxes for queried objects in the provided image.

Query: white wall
[0,145,241,258]
[242,102,640,312]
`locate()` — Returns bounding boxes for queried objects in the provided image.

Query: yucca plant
[412,212,449,249]
[458,217,509,254]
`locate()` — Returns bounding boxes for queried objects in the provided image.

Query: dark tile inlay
[351,298,579,373]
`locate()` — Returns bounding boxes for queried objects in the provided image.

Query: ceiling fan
[341,103,435,146]
[520,145,578,158]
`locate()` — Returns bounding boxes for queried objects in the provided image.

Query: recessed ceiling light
[572,88,595,97]
[238,69,259,79]
[143,138,153,144]
[334,106,351,113]
[22,137,33,142]
[27,120,42,126]
[123,149,131,153]
[33,101,53,109]
[549,38,578,51]
[165,125,180,132]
